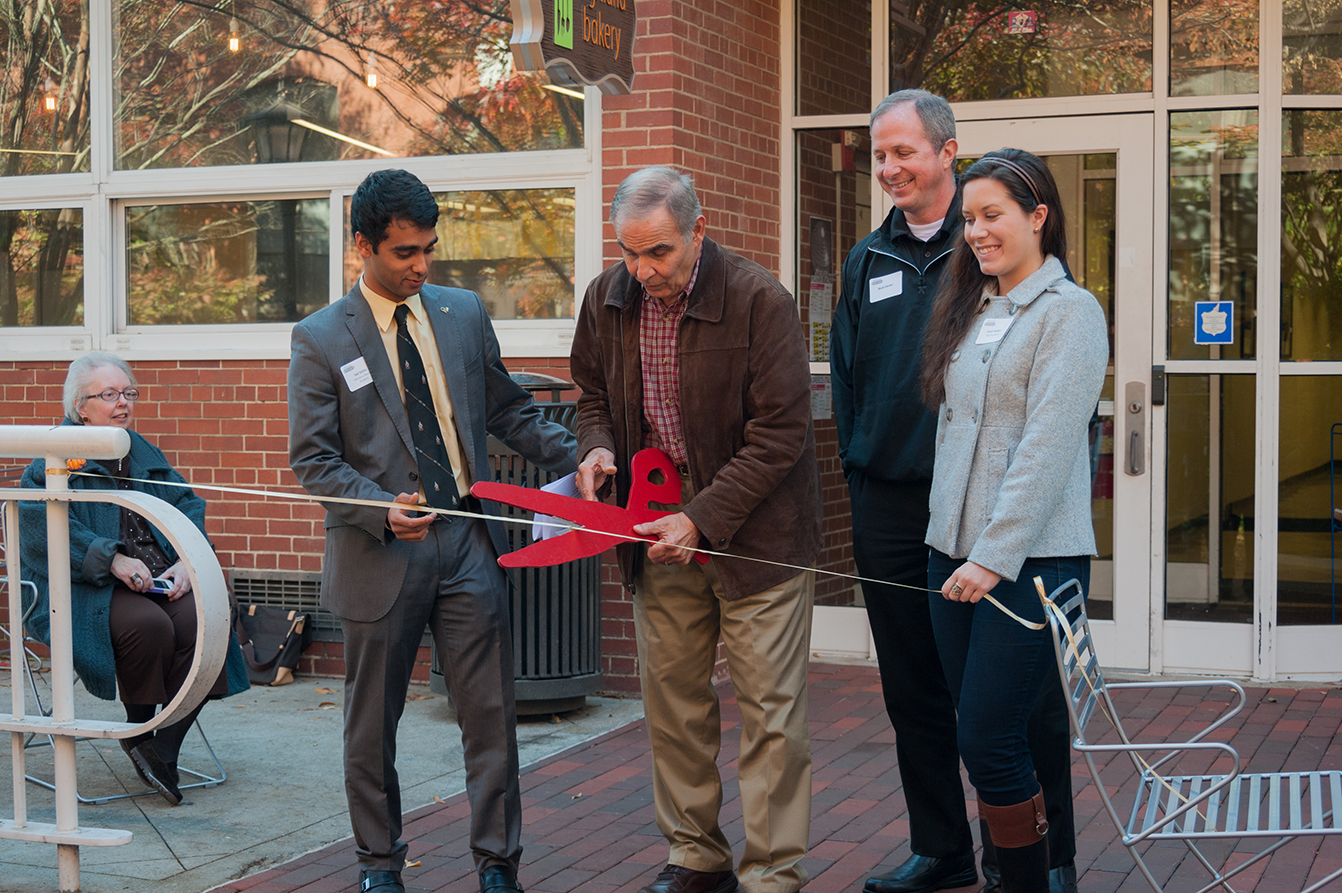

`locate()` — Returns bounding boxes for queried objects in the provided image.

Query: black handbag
[233,604,314,686]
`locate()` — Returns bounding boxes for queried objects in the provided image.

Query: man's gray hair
[64,352,136,423]
[871,89,956,151]
[610,166,703,238]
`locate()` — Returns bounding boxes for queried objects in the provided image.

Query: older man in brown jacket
[570,166,820,893]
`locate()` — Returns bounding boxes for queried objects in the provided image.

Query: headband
[982,156,1042,207]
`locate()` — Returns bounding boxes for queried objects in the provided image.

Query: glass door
[955,114,1155,670]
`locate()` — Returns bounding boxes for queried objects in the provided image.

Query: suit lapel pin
[440,306,449,314]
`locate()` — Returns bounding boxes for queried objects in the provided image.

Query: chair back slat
[1045,578,1116,749]
[1182,776,1205,834]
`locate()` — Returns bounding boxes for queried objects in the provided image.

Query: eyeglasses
[83,388,140,403]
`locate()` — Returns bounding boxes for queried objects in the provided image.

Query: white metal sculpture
[0,425,230,892]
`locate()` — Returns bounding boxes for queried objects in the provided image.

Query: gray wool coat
[926,256,1109,582]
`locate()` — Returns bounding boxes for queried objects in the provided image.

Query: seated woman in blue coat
[19,352,249,806]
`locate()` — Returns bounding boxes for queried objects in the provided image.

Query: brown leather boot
[978,792,1049,893]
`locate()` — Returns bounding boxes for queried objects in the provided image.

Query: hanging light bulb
[228,16,241,52]
[365,55,378,89]
[43,78,56,112]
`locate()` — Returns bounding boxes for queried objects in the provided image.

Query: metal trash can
[430,373,602,715]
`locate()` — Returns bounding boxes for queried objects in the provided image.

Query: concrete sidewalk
[0,675,644,893]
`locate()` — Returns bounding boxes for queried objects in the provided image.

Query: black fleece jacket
[830,193,962,484]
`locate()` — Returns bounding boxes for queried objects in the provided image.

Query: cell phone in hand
[146,576,174,594]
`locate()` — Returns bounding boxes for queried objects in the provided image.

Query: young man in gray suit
[288,169,577,893]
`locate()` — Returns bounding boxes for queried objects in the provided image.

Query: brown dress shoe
[638,864,738,893]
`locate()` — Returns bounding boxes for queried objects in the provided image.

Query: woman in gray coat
[919,150,1108,893]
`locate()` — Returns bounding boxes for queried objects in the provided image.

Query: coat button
[409,472,419,481]
[946,408,954,421]
[951,350,960,362]
[982,350,991,362]
[718,538,726,546]
[1009,304,1019,315]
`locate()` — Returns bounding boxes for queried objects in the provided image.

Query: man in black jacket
[830,90,1078,893]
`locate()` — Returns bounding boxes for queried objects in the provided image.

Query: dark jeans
[849,473,973,858]
[928,550,1089,810]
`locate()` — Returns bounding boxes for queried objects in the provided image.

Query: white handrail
[0,424,230,893]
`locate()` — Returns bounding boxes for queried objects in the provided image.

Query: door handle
[1125,381,1145,476]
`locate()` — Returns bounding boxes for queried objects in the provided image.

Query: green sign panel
[554,0,573,49]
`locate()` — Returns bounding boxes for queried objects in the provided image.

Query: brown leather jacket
[570,238,821,600]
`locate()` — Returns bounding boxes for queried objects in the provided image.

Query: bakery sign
[510,0,636,95]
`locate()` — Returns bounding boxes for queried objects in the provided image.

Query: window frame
[0,0,602,360]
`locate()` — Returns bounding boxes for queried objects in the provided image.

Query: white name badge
[340,356,374,392]
[975,317,1014,345]
[869,271,903,303]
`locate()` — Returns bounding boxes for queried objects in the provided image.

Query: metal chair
[1045,578,1342,893]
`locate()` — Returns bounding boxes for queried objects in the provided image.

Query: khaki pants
[633,543,814,893]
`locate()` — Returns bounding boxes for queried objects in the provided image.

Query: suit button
[718,538,726,546]
[409,472,419,481]
[946,408,954,421]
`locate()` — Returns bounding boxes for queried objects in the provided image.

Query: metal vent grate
[229,570,338,635]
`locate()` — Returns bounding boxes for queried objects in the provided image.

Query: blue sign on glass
[1194,301,1234,345]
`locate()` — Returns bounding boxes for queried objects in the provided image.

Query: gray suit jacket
[925,256,1108,582]
[288,283,577,622]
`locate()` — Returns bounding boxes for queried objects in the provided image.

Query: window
[113,0,584,170]
[127,199,329,325]
[342,189,576,321]
[0,0,90,176]
[1168,110,1259,361]
[0,208,84,326]
[888,1,1152,100]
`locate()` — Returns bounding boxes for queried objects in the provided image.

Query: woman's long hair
[920,149,1067,407]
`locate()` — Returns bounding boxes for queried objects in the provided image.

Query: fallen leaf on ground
[433,796,445,803]
[405,860,421,868]
[316,686,335,694]
[406,692,433,701]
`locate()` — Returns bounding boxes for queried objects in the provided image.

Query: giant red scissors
[470,448,709,568]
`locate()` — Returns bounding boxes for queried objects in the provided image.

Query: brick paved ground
[215,663,1342,893]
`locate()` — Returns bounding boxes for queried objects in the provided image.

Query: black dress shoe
[128,741,182,806]
[864,853,978,893]
[480,865,524,893]
[360,868,404,892]
[637,864,738,893]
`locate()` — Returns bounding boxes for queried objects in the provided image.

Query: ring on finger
[131,573,142,583]
[950,583,965,597]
